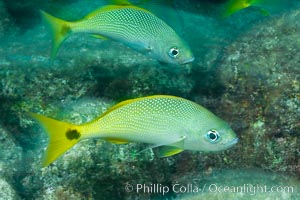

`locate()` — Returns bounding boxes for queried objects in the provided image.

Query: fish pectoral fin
[131,42,153,54]
[143,45,154,53]
[138,45,153,54]
[145,45,152,52]
[104,137,129,144]
[90,34,108,40]
[157,146,184,157]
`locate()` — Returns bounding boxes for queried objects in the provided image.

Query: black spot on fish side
[66,129,81,140]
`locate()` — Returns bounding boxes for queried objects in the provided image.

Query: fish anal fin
[104,137,129,144]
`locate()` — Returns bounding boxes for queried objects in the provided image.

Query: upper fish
[30,95,238,167]
[222,0,284,17]
[40,3,194,64]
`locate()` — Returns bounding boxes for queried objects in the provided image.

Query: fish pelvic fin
[157,136,186,157]
[29,112,81,167]
[158,146,184,157]
[40,10,72,63]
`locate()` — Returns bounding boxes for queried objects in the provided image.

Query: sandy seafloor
[0,0,299,199]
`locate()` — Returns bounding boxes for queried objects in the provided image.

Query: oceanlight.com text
[124,183,294,196]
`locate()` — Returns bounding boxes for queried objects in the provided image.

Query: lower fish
[40,2,194,64]
[30,95,238,167]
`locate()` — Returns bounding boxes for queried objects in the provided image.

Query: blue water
[0,0,299,199]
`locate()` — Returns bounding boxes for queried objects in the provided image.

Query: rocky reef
[0,126,22,200]
[216,8,300,174]
[0,0,299,199]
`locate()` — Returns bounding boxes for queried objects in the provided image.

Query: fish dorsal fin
[84,2,151,19]
[110,0,154,6]
[97,95,180,121]
[104,137,129,144]
[110,0,132,5]
[84,5,125,19]
[109,0,153,6]
[98,98,139,119]
[96,95,184,122]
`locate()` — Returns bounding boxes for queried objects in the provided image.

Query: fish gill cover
[0,0,299,199]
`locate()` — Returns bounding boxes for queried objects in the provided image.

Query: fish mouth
[224,138,239,149]
[227,138,239,147]
[181,57,195,64]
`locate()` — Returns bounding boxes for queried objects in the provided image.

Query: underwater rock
[0,178,20,200]
[118,65,194,98]
[0,126,22,200]
[217,8,300,175]
[0,126,22,182]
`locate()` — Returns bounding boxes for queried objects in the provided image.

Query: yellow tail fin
[222,0,251,18]
[40,10,72,62]
[29,113,81,167]
[222,0,284,18]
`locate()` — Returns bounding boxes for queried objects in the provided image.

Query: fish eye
[206,130,220,143]
[169,47,179,58]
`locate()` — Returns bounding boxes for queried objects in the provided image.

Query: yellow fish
[40,2,194,64]
[30,95,238,167]
[223,0,283,17]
